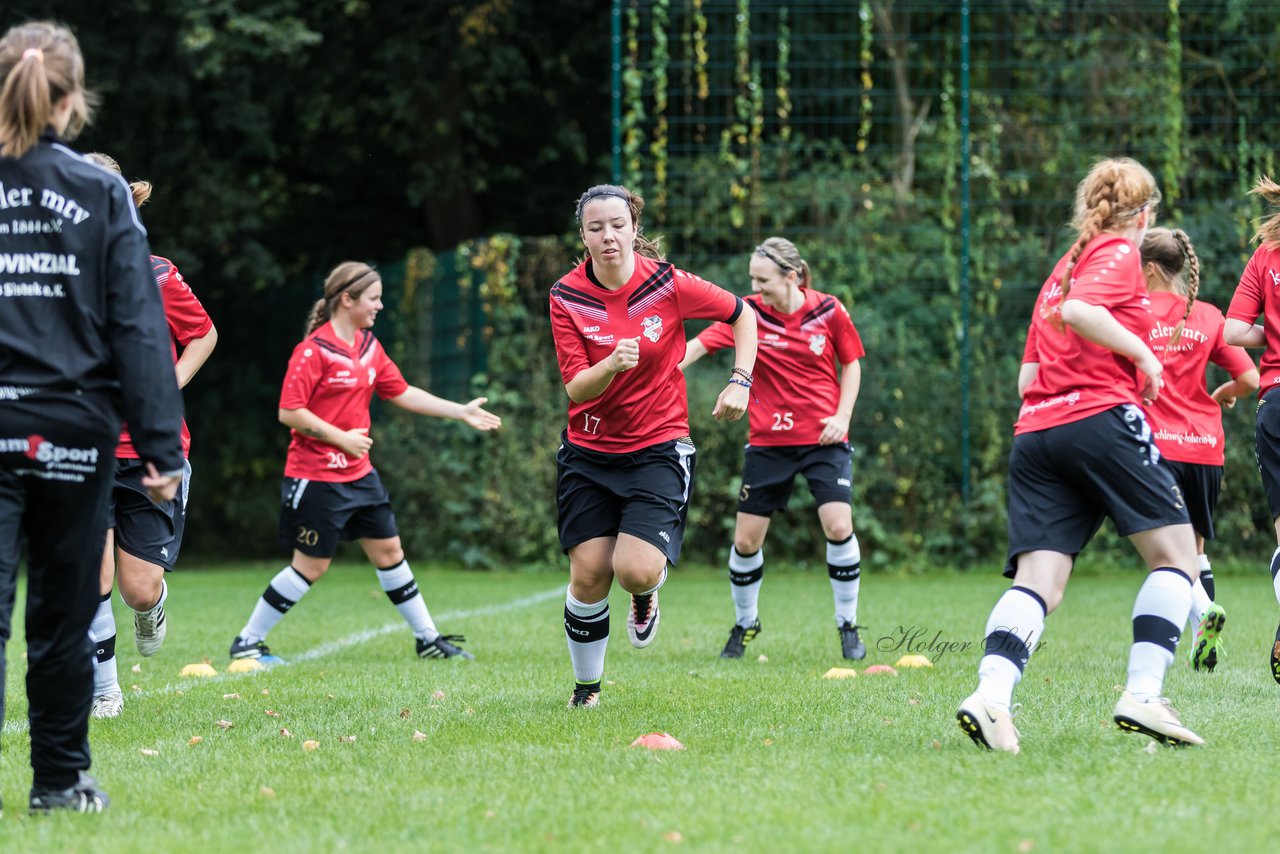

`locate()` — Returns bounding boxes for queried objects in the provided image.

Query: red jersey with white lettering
[117,256,213,460]
[696,289,864,446]
[279,321,409,482]
[1226,244,1280,395]
[1017,235,1154,434]
[1144,292,1255,465]
[550,255,743,453]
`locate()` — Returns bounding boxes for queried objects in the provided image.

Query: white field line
[1,585,564,736]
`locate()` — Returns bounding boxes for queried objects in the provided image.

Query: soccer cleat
[838,622,867,660]
[30,773,110,814]
[1113,691,1204,747]
[133,601,167,657]
[1188,602,1226,672]
[956,691,1021,754]
[90,691,124,719]
[229,636,284,664]
[568,681,601,708]
[416,634,475,660]
[627,592,660,649]
[1271,623,1280,684]
[720,620,762,659]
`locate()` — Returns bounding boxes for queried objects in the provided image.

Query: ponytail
[84,152,153,208]
[304,298,330,337]
[754,236,813,289]
[1250,176,1280,250]
[1139,226,1200,349]
[575,184,666,263]
[1167,228,1199,348]
[0,22,91,159]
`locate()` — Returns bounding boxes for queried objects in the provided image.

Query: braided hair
[1139,227,1200,348]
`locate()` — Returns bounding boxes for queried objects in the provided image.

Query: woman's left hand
[462,397,502,431]
[818,412,851,445]
[713,383,749,421]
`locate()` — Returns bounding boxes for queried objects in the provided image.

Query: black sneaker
[30,772,109,814]
[1271,623,1280,684]
[229,635,283,663]
[720,620,761,659]
[416,634,475,660]
[568,681,601,708]
[838,622,867,660]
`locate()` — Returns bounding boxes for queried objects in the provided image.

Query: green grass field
[1,561,1278,852]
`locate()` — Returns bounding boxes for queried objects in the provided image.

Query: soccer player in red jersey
[1223,176,1280,684]
[679,237,867,660]
[552,184,757,708]
[956,158,1206,753]
[1140,227,1257,674]
[228,261,499,664]
[80,154,219,719]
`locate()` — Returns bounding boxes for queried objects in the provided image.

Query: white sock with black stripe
[240,566,311,643]
[976,586,1046,713]
[377,560,439,641]
[565,592,609,686]
[728,546,763,627]
[90,593,118,697]
[1271,545,1280,607]
[827,534,861,626]
[1128,568,1192,702]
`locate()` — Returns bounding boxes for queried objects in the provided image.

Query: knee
[613,557,665,595]
[822,521,853,543]
[118,572,163,611]
[733,533,765,555]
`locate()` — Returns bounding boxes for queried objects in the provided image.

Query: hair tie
[22,48,44,63]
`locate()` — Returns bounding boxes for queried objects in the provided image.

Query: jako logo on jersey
[642,315,663,343]
[809,333,827,355]
[658,531,671,543]
[1270,270,1280,287]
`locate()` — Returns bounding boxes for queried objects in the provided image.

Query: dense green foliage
[3,3,1279,567]
[3,564,1280,848]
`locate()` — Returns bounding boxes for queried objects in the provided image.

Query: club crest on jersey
[642,314,663,343]
[808,333,827,355]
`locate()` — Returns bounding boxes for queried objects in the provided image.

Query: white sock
[1188,576,1212,631]
[1198,553,1215,602]
[240,566,311,643]
[976,586,1046,712]
[565,592,609,685]
[135,578,168,616]
[1127,568,1192,701]
[827,534,861,626]
[1271,545,1280,607]
[377,560,439,641]
[637,566,667,597]
[728,546,763,627]
[90,593,118,697]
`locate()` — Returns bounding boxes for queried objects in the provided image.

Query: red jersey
[1016,235,1155,434]
[117,256,214,460]
[696,289,864,446]
[550,255,742,453]
[1144,292,1255,465]
[1225,244,1280,395]
[279,321,409,482]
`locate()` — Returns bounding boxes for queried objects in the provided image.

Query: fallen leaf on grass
[339,735,357,744]
[432,690,446,700]
[302,740,320,751]
[412,730,427,742]
[261,689,270,696]
[757,655,768,662]
[280,728,293,739]
[663,831,683,843]
[763,738,773,746]
[264,710,280,718]
[260,787,276,799]
[131,684,141,693]
[140,748,159,757]
[223,693,241,700]
[326,694,335,700]
[131,664,142,674]
[931,740,941,750]
[1018,841,1035,853]
[188,736,203,746]
[399,708,411,719]
[484,810,496,820]
[216,720,234,731]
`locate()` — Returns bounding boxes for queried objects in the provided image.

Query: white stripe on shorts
[291,478,310,509]
[676,442,695,505]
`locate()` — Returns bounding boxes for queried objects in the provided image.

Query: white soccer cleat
[627,592,660,649]
[956,691,1020,754]
[90,691,123,719]
[1113,691,1204,747]
[134,601,167,657]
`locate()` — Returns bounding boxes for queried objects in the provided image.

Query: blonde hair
[1250,176,1280,250]
[1140,227,1200,348]
[305,261,381,336]
[1058,158,1162,311]
[84,152,153,207]
[575,184,664,262]
[753,236,812,288]
[0,22,92,159]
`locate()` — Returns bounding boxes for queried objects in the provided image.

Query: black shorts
[1161,459,1222,541]
[1005,404,1190,577]
[107,458,190,573]
[737,442,853,516]
[1255,385,1280,520]
[556,432,697,566]
[278,470,399,558]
